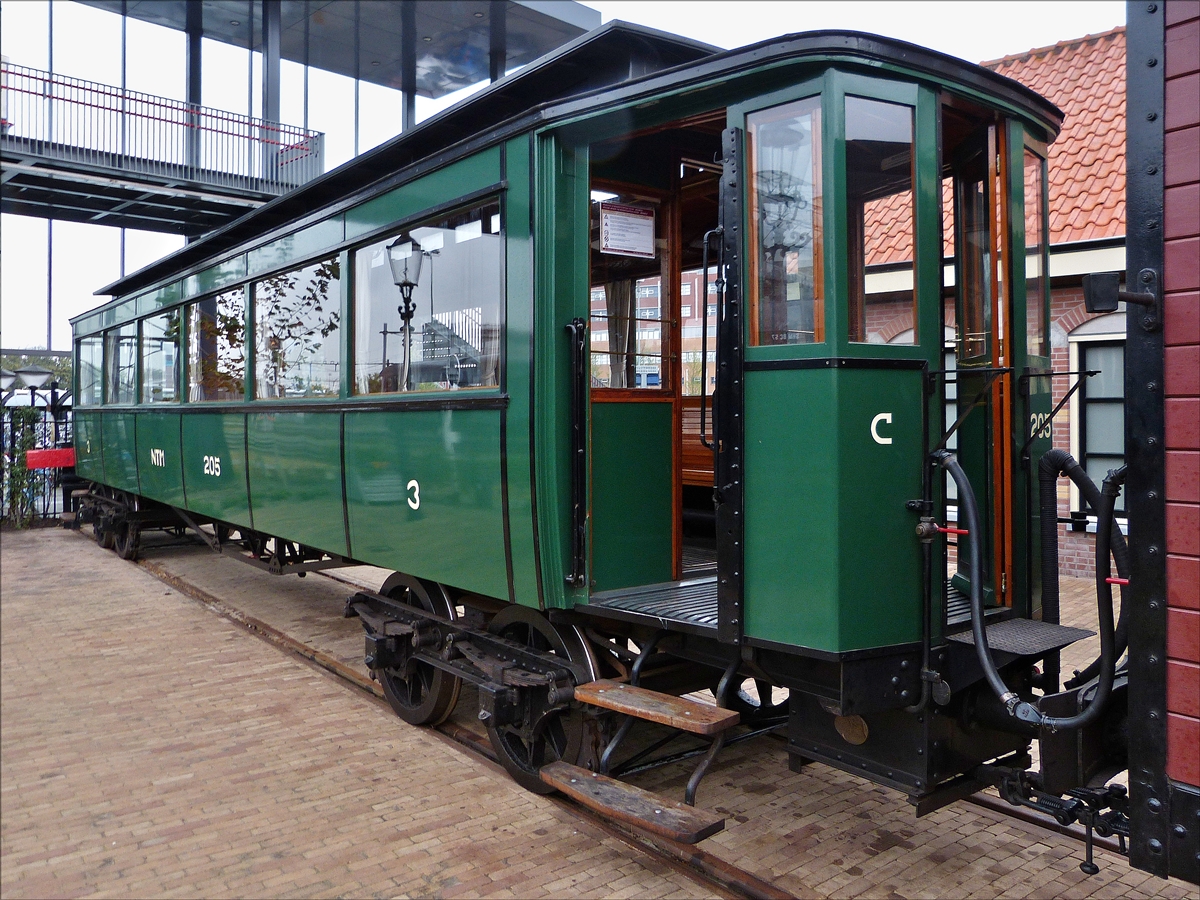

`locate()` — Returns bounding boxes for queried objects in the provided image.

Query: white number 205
[202,455,222,477]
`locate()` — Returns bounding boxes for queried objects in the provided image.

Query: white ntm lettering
[150,448,166,467]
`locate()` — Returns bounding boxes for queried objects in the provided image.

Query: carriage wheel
[376,573,462,726]
[484,605,597,794]
[114,521,140,561]
[93,516,115,550]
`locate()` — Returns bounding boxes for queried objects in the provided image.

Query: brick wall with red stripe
[1163,0,1200,789]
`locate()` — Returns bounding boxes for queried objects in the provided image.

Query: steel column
[401,1,416,132]
[490,1,508,83]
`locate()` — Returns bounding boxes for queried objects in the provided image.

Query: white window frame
[1068,312,1127,532]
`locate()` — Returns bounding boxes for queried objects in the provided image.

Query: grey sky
[0,1,1125,351]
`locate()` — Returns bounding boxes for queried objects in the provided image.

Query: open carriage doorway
[585,111,724,599]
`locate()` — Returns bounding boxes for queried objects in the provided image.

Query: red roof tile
[865,27,1126,266]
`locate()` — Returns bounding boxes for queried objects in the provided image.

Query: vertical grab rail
[698,226,723,451]
[565,318,588,587]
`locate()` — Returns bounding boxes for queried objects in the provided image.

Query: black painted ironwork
[1123,0,1184,881]
[564,317,587,587]
[715,127,744,647]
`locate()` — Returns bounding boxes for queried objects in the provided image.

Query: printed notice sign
[600,202,656,259]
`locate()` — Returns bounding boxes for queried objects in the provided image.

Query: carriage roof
[89,21,1062,314]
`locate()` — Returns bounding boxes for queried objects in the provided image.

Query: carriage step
[60,511,76,522]
[71,489,91,498]
[539,761,725,843]
[574,679,739,735]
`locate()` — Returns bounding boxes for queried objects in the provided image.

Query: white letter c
[871,413,893,445]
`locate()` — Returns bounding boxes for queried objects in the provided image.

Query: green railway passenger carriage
[71,23,1136,858]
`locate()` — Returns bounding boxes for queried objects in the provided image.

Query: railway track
[130,541,1130,894]
[135,553,790,900]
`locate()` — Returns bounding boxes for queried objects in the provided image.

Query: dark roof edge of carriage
[96,24,1064,303]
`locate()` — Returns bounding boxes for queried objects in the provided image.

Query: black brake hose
[933,450,1041,724]
[938,448,1124,731]
[1038,449,1129,691]
[1039,466,1125,732]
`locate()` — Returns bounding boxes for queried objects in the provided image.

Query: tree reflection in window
[76,336,103,406]
[188,288,246,401]
[748,95,823,346]
[142,309,181,403]
[254,257,341,399]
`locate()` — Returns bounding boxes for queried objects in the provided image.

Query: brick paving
[0,528,718,899]
[3,526,1194,899]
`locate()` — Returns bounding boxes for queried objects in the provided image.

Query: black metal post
[489,0,507,82]
[185,0,203,171]
[401,1,416,131]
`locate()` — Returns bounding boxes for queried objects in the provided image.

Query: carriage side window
[846,96,916,344]
[255,258,341,399]
[748,95,823,346]
[1023,147,1049,358]
[76,336,103,406]
[354,201,501,394]
[141,310,181,403]
[104,324,137,404]
[187,287,247,402]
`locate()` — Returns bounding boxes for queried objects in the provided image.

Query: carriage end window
[188,287,247,402]
[354,200,502,395]
[748,95,823,346]
[846,96,916,345]
[255,258,342,399]
[76,336,103,407]
[104,323,137,404]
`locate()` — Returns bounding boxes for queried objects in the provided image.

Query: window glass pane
[1085,344,1123,398]
[1084,456,1125,511]
[955,132,993,361]
[355,201,502,395]
[681,267,716,397]
[590,277,664,389]
[52,1,122,84]
[141,309,181,403]
[846,97,915,344]
[1024,148,1048,358]
[76,336,103,406]
[104,323,137,404]
[1085,403,1124,456]
[1,0,50,70]
[588,192,666,390]
[748,95,823,346]
[124,16,185,101]
[255,258,341,399]
[187,288,246,401]
[307,67,356,170]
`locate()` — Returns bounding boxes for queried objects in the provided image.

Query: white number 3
[407,479,420,510]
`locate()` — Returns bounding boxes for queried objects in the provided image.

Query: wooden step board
[574,679,739,735]
[540,761,724,844]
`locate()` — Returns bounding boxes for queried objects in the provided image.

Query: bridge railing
[1,63,324,193]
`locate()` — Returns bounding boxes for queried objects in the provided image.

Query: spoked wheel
[485,605,597,794]
[376,573,462,726]
[114,520,140,561]
[722,677,788,721]
[93,516,115,550]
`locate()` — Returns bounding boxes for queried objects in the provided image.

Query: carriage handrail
[0,62,324,191]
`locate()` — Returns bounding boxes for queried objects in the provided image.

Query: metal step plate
[584,576,718,633]
[948,618,1095,656]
